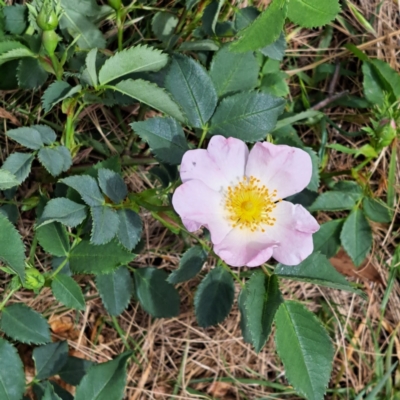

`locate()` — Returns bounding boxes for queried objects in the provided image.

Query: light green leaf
[312,219,343,258]
[85,48,98,87]
[7,126,44,150]
[0,304,51,345]
[37,198,87,228]
[209,45,259,97]
[231,0,287,52]
[36,222,70,257]
[362,62,384,106]
[134,267,180,318]
[69,240,134,275]
[234,6,259,31]
[131,117,189,165]
[111,79,185,123]
[362,197,392,223]
[275,301,334,400]
[194,266,234,327]
[61,175,104,207]
[260,72,289,98]
[59,356,94,386]
[90,206,120,245]
[340,208,372,267]
[42,81,82,113]
[52,274,86,310]
[33,341,69,380]
[117,209,142,251]
[303,147,320,192]
[4,4,27,35]
[98,169,127,204]
[0,47,34,66]
[17,58,48,89]
[371,59,400,98]
[0,213,25,281]
[287,0,341,28]
[2,152,34,183]
[273,110,322,131]
[96,266,133,316]
[0,338,25,400]
[38,146,72,176]
[209,92,285,142]
[276,252,365,297]
[152,12,179,44]
[168,246,207,284]
[165,54,217,127]
[0,169,19,190]
[243,272,283,352]
[74,352,131,400]
[99,45,168,85]
[31,125,57,144]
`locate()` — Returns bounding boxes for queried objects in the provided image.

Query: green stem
[198,126,209,148]
[0,288,17,311]
[50,257,70,279]
[29,236,38,265]
[116,10,124,51]
[49,53,63,80]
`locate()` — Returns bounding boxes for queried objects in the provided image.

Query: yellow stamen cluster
[225,176,278,232]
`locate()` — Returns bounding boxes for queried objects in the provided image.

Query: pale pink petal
[172,179,231,244]
[267,201,319,265]
[245,142,312,198]
[180,135,248,191]
[214,229,278,267]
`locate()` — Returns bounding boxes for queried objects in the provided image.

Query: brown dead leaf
[330,249,384,285]
[49,315,74,334]
[207,381,232,398]
[0,107,21,126]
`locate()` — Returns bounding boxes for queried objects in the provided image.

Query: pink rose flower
[172,136,319,267]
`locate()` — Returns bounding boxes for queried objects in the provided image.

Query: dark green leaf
[134,267,180,318]
[31,125,57,145]
[52,274,86,310]
[238,289,252,344]
[42,382,62,400]
[2,152,34,183]
[59,356,94,386]
[0,338,25,400]
[0,304,51,344]
[0,48,34,67]
[362,62,384,106]
[152,12,179,44]
[0,213,25,281]
[275,301,334,400]
[371,59,400,98]
[4,5,27,35]
[340,209,372,267]
[168,246,207,284]
[362,197,392,223]
[36,222,70,257]
[38,146,72,176]
[260,72,289,98]
[7,126,44,150]
[0,169,19,190]
[234,6,259,31]
[69,240,134,275]
[194,266,234,327]
[17,57,48,89]
[61,175,104,207]
[42,81,81,113]
[117,209,142,251]
[96,266,133,316]
[260,32,286,60]
[98,169,127,203]
[312,219,343,258]
[165,54,217,128]
[33,341,69,380]
[209,92,285,142]
[131,117,189,165]
[90,206,120,245]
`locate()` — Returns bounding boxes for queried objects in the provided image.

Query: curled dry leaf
[207,381,232,398]
[0,107,21,126]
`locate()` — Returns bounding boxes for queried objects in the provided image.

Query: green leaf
[168,246,207,284]
[4,5,27,34]
[17,57,48,89]
[61,175,104,207]
[0,40,27,55]
[85,48,98,87]
[260,72,289,98]
[362,197,392,223]
[52,274,86,310]
[33,341,69,380]
[178,40,220,52]
[371,59,400,98]
[0,213,25,281]
[165,54,217,128]
[0,169,19,190]
[98,169,127,204]
[134,267,180,318]
[209,92,285,142]
[304,147,320,192]
[243,272,283,352]
[33,382,72,400]
[69,240,134,275]
[38,146,72,176]
[111,79,185,123]
[0,48,34,66]
[362,62,384,106]
[42,81,82,113]
[0,338,25,400]
[238,289,253,344]
[36,222,70,257]
[340,208,372,267]
[96,266,133,316]
[275,301,334,400]
[6,126,44,150]
[131,117,189,165]
[209,45,259,97]
[74,352,131,400]
[0,303,51,345]
[90,206,120,245]
[31,125,57,144]
[99,45,168,85]
[116,209,142,251]
[2,152,34,183]
[231,0,287,52]
[275,252,365,297]
[260,32,287,61]
[194,266,234,327]
[287,0,341,28]
[41,382,62,400]
[152,12,179,44]
[312,219,343,258]
[59,356,94,386]
[234,6,259,31]
[37,198,87,228]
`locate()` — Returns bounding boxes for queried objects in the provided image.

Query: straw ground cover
[0,0,399,399]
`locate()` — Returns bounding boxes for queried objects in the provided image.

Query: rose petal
[172,179,231,244]
[245,142,312,198]
[180,135,248,191]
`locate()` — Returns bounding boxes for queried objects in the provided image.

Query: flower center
[225,176,278,232]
